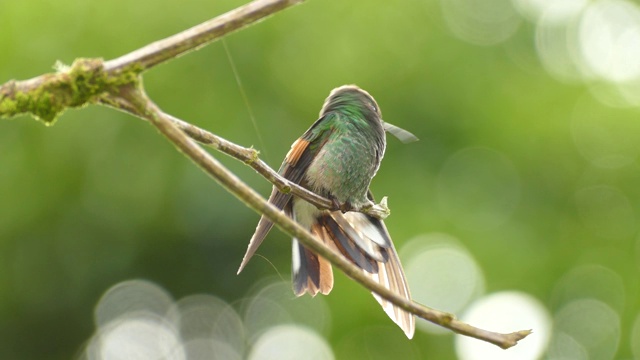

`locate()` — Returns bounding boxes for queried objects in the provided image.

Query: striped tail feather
[291,210,415,338]
[367,234,415,339]
[335,211,415,339]
[292,224,334,296]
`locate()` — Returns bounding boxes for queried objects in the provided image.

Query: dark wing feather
[237,115,335,274]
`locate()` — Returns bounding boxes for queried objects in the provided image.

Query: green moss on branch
[0,58,142,125]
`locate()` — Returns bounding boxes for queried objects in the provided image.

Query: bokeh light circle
[440,0,521,46]
[94,279,174,328]
[548,299,620,359]
[514,0,587,23]
[243,280,331,343]
[546,332,589,360]
[401,233,484,334]
[95,315,184,360]
[85,279,248,359]
[180,339,241,360]
[550,264,625,313]
[534,10,584,83]
[168,294,245,355]
[577,0,640,83]
[455,291,551,360]
[248,325,334,360]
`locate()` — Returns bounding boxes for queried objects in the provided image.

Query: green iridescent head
[319,85,382,124]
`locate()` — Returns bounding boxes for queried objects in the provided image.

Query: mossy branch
[0,58,140,124]
[0,0,531,349]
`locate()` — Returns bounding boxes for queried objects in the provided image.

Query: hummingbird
[237,85,418,338]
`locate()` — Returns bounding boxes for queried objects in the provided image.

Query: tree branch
[1,0,307,125]
[104,0,306,73]
[0,0,531,349]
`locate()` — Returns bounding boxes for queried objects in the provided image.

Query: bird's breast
[305,133,380,207]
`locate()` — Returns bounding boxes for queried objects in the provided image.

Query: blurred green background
[2,0,640,359]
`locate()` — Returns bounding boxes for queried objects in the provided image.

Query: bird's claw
[329,196,353,213]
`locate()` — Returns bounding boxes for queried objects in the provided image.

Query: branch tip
[361,196,390,219]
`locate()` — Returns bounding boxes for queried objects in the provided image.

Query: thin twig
[105,0,306,73]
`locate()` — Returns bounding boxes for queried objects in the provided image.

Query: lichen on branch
[0,58,143,125]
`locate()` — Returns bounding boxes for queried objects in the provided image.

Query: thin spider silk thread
[222,39,269,163]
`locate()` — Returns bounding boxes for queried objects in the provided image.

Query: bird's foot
[329,195,353,213]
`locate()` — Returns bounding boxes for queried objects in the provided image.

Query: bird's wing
[237,114,335,274]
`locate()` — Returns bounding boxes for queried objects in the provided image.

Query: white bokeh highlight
[514,0,587,23]
[516,0,640,106]
[455,291,551,360]
[534,10,584,83]
[93,315,185,360]
[401,233,484,334]
[84,279,336,359]
[578,0,640,83]
[94,279,174,328]
[248,325,334,360]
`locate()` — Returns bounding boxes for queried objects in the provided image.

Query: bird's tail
[292,210,415,339]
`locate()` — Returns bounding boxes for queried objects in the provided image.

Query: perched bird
[237,85,418,338]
